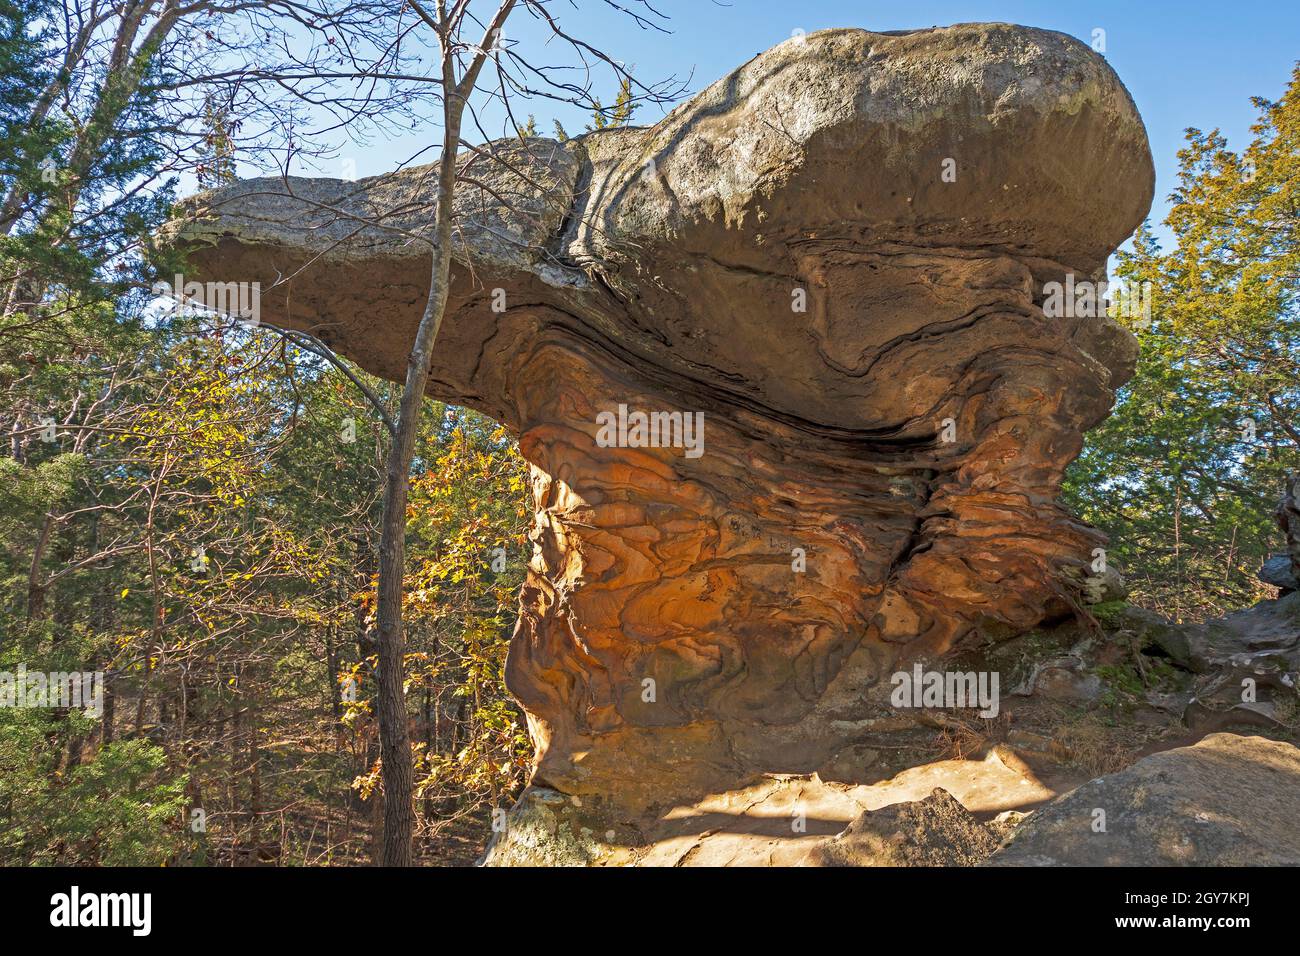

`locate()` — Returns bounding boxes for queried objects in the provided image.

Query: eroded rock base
[484,593,1300,866]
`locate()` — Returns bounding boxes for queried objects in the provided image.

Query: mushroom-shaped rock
[169,24,1154,810]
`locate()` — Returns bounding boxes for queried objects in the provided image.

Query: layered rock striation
[170,25,1155,812]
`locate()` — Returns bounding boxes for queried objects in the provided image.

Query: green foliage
[0,306,532,863]
[0,0,542,867]
[587,76,638,131]
[40,739,188,866]
[549,76,638,142]
[0,2,59,199]
[1064,65,1300,621]
[0,706,187,866]
[404,413,532,810]
[197,96,238,190]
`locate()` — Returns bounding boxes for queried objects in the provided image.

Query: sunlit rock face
[171,24,1154,812]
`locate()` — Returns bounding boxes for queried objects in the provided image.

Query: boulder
[477,788,631,867]
[800,788,1002,866]
[1013,656,1104,702]
[170,24,1154,812]
[1186,589,1300,672]
[987,733,1300,866]
[1266,476,1300,592]
[1260,553,1298,592]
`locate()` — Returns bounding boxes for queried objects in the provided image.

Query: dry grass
[930,710,1012,761]
[1050,717,1137,776]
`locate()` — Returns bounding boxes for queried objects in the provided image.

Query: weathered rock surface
[474,788,633,867]
[1264,475,1300,592]
[1186,590,1300,673]
[1260,553,1298,592]
[800,788,1002,866]
[482,743,1058,865]
[987,733,1300,866]
[171,25,1154,814]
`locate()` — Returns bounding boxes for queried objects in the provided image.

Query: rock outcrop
[799,788,1003,867]
[1262,475,1300,592]
[170,25,1154,819]
[987,733,1300,865]
[481,746,1054,866]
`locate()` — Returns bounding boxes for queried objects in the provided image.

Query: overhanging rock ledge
[167,23,1155,838]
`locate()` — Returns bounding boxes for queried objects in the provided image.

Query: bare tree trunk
[371,0,516,867]
[370,778,384,866]
[26,513,54,621]
[326,623,342,724]
[101,677,116,747]
[372,131,458,862]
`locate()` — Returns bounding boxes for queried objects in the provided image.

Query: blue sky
[344,0,1300,246]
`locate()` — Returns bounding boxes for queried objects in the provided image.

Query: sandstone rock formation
[169,25,1154,819]
[987,733,1300,866]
